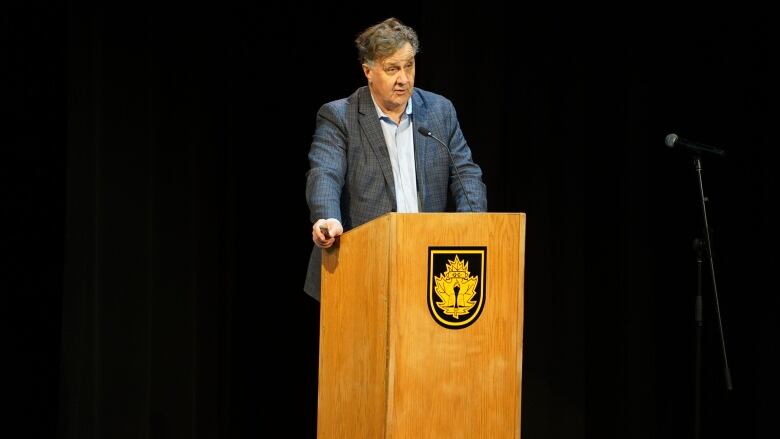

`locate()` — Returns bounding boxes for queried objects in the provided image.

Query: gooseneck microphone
[665,133,726,157]
[417,126,475,212]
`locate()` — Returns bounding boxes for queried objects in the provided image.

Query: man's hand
[312,218,343,248]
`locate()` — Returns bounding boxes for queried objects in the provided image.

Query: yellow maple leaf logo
[433,256,478,319]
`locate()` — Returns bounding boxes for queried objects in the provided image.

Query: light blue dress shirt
[371,95,419,213]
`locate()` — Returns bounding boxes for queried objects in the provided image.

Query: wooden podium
[317,213,526,438]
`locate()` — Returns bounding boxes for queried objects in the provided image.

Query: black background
[7,1,778,438]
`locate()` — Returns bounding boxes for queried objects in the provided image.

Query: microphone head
[417,126,432,137]
[665,133,678,148]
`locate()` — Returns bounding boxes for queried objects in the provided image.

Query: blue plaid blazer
[304,86,487,300]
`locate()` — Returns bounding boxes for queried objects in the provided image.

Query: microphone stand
[693,237,703,439]
[691,156,733,438]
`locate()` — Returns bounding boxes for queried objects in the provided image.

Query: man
[304,17,487,300]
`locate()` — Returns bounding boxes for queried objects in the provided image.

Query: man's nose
[397,69,409,84]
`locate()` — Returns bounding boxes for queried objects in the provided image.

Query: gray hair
[355,17,419,65]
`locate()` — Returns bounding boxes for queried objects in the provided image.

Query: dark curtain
[5,4,66,439]
[9,1,778,438]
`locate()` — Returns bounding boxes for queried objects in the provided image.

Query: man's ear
[362,63,372,80]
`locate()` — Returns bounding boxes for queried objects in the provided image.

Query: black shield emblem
[427,247,486,329]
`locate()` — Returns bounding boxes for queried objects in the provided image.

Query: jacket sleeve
[443,100,488,212]
[306,103,348,223]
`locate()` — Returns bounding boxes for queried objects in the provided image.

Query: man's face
[363,42,415,114]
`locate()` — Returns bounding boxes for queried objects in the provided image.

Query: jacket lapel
[357,87,397,208]
[411,90,430,211]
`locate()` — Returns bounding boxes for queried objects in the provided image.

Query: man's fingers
[314,236,335,248]
[312,225,334,248]
[312,219,342,248]
[312,220,326,240]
